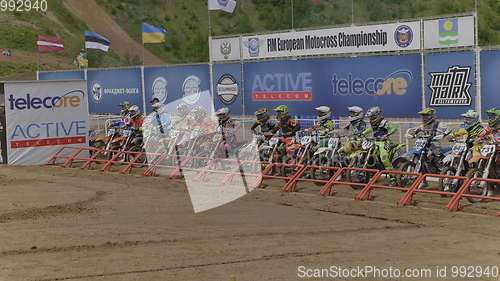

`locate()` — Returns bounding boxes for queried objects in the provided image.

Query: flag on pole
[84,31,110,52]
[142,22,167,43]
[208,0,236,13]
[37,35,64,52]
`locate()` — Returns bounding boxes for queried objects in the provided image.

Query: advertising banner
[244,54,421,118]
[213,63,242,115]
[39,70,85,81]
[87,68,143,114]
[4,80,89,165]
[211,37,241,62]
[424,16,474,49]
[480,50,500,117]
[424,51,476,119]
[144,64,211,114]
[241,21,421,60]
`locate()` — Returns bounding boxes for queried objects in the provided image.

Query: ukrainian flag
[142,22,167,43]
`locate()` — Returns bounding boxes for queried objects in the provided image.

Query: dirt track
[0,165,499,281]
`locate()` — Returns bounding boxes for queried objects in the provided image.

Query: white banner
[4,80,89,165]
[424,16,474,49]
[211,37,241,61]
[240,21,421,60]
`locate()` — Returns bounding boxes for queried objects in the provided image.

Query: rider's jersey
[410,121,449,140]
[251,119,277,134]
[363,119,397,140]
[479,127,500,151]
[451,123,486,142]
[312,119,334,136]
[345,120,367,136]
[272,118,300,137]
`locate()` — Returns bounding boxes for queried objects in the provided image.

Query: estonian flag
[85,31,110,52]
[142,22,167,44]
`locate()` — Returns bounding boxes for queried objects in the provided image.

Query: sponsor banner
[424,51,476,118]
[480,50,500,117]
[211,37,241,62]
[4,80,89,165]
[144,64,211,113]
[241,21,420,60]
[243,54,421,118]
[424,16,474,49]
[213,63,242,115]
[87,68,142,114]
[39,71,84,81]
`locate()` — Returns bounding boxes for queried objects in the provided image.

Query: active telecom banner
[39,70,85,80]
[4,80,89,165]
[87,68,143,114]
[424,51,476,119]
[243,54,421,117]
[480,50,500,117]
[144,64,211,113]
[424,16,474,49]
[213,63,242,115]
[240,21,421,60]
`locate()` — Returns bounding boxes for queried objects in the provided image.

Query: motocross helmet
[274,105,289,122]
[366,106,383,126]
[347,106,364,122]
[315,106,331,122]
[176,103,189,118]
[119,101,131,115]
[486,108,500,129]
[254,108,269,122]
[128,105,140,119]
[215,107,230,122]
[460,109,479,130]
[418,107,436,126]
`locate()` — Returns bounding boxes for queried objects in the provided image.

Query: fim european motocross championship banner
[4,80,89,165]
[240,21,420,60]
[480,50,500,117]
[87,68,143,114]
[243,54,421,118]
[424,51,476,119]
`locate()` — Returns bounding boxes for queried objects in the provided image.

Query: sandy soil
[0,165,499,281]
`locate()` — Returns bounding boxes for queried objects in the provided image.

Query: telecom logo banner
[4,80,89,165]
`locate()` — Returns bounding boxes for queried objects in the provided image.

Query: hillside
[0,0,499,78]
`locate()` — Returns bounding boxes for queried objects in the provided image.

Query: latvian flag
[85,31,110,52]
[37,35,64,52]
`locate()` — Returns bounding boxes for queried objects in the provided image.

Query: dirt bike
[281,130,318,177]
[398,133,451,187]
[345,136,406,189]
[91,122,124,159]
[109,125,146,165]
[310,133,347,184]
[464,140,498,203]
[439,138,472,194]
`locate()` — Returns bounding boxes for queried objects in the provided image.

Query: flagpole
[291,0,294,29]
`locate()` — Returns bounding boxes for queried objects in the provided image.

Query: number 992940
[0,0,47,12]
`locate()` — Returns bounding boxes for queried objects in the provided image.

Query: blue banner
[144,64,211,114]
[39,71,84,81]
[87,68,143,114]
[213,63,243,115]
[424,51,476,119]
[480,50,500,117]
[243,54,421,118]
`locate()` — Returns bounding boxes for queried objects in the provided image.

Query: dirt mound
[63,0,164,65]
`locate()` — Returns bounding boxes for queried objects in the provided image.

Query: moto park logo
[429,65,472,106]
[251,72,313,101]
[331,69,413,96]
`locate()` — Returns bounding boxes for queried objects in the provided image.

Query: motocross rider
[339,106,367,154]
[189,106,217,134]
[310,106,335,148]
[363,106,398,170]
[251,108,276,146]
[215,107,238,156]
[478,108,500,196]
[406,108,450,168]
[270,105,300,137]
[126,105,145,148]
[449,110,486,165]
